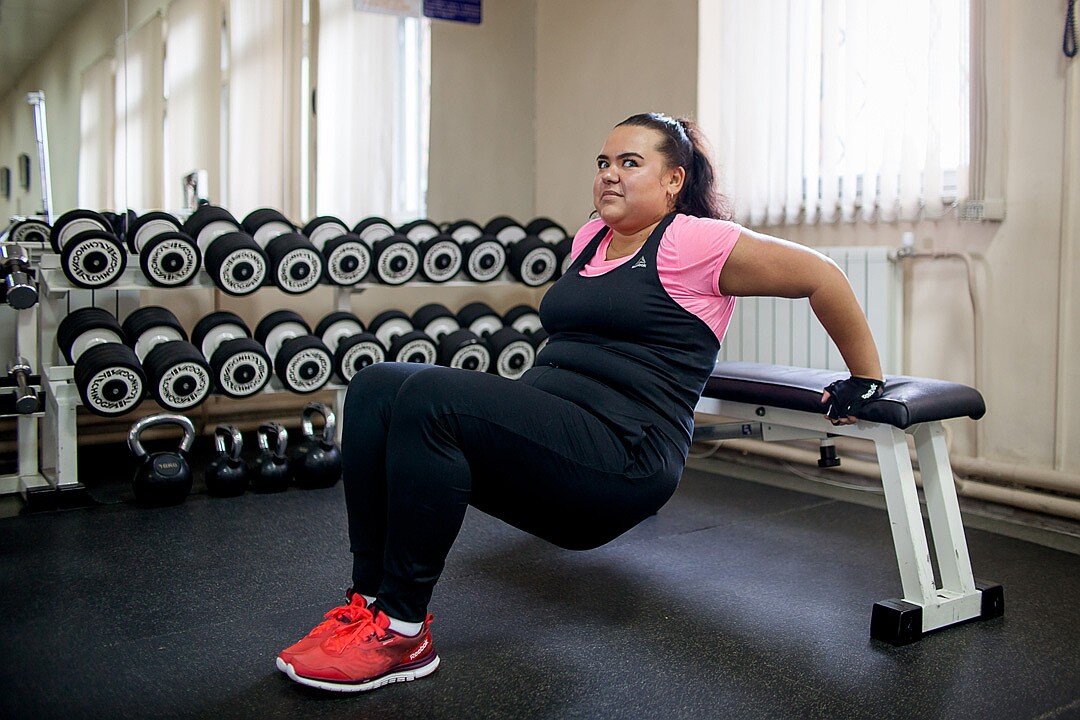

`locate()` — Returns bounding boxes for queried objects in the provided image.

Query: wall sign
[423,0,481,24]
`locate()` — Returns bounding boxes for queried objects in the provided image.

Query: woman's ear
[668,166,686,195]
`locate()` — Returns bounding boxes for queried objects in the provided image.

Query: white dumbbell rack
[29,250,540,500]
[1,241,47,503]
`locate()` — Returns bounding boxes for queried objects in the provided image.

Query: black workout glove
[821,376,885,421]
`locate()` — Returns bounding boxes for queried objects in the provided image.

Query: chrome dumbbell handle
[1,243,38,309]
[7,356,38,414]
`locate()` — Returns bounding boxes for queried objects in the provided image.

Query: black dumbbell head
[50,209,111,253]
[143,340,214,410]
[445,220,482,243]
[503,305,543,335]
[209,337,272,398]
[126,211,182,253]
[322,233,371,285]
[524,217,568,243]
[437,329,490,372]
[387,330,438,365]
[7,218,51,246]
[139,231,201,287]
[398,219,441,243]
[265,233,324,294]
[508,236,558,286]
[60,230,127,289]
[192,311,251,358]
[314,311,364,350]
[485,327,535,380]
[274,335,333,393]
[457,302,503,338]
[371,234,420,285]
[461,235,507,282]
[122,306,187,349]
[202,232,268,296]
[418,234,463,283]
[57,307,124,365]
[302,216,349,248]
[352,217,396,245]
[73,343,146,417]
[368,310,413,349]
[183,204,240,249]
[334,333,385,383]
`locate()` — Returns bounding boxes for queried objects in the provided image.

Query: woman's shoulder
[668,213,742,237]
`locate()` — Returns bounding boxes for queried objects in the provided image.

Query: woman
[276,112,884,693]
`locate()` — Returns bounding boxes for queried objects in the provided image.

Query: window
[698,0,970,226]
[313,0,430,223]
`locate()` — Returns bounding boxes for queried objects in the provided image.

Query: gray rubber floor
[2,446,1079,720]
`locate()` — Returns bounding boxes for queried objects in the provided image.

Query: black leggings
[341,362,684,622]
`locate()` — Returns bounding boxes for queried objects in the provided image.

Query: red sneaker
[281,608,440,692]
[276,591,371,673]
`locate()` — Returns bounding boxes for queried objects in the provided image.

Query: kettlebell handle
[301,402,337,444]
[214,425,244,462]
[256,422,289,456]
[128,414,196,459]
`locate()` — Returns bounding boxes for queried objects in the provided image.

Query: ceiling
[0,0,101,97]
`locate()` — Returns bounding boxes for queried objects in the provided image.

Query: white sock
[386,614,423,637]
[361,594,376,606]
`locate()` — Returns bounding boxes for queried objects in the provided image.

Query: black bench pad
[703,362,986,429]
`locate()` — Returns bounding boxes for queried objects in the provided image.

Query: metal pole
[26,92,54,225]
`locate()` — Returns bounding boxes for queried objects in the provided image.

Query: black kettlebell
[205,425,248,497]
[290,402,343,489]
[128,413,195,507]
[252,422,290,493]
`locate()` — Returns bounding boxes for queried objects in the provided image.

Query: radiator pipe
[693,438,1080,523]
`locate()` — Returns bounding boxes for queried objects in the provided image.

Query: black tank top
[525,212,722,458]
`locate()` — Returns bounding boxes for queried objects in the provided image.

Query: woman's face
[593,125,684,232]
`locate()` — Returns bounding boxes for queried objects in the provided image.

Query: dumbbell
[190,311,273,399]
[204,425,248,498]
[353,217,419,285]
[128,413,196,507]
[242,209,324,294]
[290,402,342,489]
[456,302,535,379]
[253,422,290,493]
[2,217,51,246]
[445,219,506,283]
[313,311,385,383]
[56,307,146,417]
[48,209,128,288]
[485,216,558,286]
[123,211,201,287]
[1,243,38,309]
[6,357,40,414]
[525,217,572,278]
[412,303,490,371]
[183,204,267,296]
[301,216,370,286]
[254,311,334,393]
[368,310,438,364]
[121,307,214,411]
[400,219,463,283]
[503,304,549,353]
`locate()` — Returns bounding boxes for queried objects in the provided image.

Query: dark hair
[616,113,734,221]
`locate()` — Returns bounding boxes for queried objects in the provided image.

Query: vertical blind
[164,0,222,210]
[78,54,116,209]
[699,0,970,227]
[315,0,429,222]
[114,14,165,211]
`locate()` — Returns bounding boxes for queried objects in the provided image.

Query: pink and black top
[531,212,743,457]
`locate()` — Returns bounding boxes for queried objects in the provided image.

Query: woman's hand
[820,376,885,426]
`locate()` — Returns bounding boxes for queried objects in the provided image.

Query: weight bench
[692,362,1004,645]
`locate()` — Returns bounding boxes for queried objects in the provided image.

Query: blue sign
[423,0,481,24]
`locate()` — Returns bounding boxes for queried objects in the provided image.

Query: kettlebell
[252,422,290,493]
[290,402,343,489]
[205,424,248,497]
[128,413,195,507]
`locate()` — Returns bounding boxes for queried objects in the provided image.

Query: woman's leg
[340,362,439,598]
[374,366,679,623]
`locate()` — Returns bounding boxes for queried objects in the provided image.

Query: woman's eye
[597,160,609,169]
[622,159,637,167]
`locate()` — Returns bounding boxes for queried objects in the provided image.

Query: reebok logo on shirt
[632,257,647,269]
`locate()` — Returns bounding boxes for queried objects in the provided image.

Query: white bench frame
[694,396,994,641]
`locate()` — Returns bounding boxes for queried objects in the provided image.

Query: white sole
[282,654,440,693]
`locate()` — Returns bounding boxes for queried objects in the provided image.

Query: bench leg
[870,422,1003,644]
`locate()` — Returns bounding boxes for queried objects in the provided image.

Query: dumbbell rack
[28,249,544,507]
[0,241,47,503]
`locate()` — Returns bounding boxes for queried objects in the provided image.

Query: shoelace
[323,610,392,652]
[306,596,371,638]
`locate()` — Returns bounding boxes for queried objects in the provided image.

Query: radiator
[718,246,902,374]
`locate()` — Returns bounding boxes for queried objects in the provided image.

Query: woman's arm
[717,228,883,382]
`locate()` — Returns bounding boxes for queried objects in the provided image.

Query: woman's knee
[346,362,427,411]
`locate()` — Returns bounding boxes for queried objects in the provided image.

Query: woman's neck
[606,213,667,259]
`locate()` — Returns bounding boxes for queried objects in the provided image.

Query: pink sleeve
[669,215,743,296]
[569,218,607,264]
